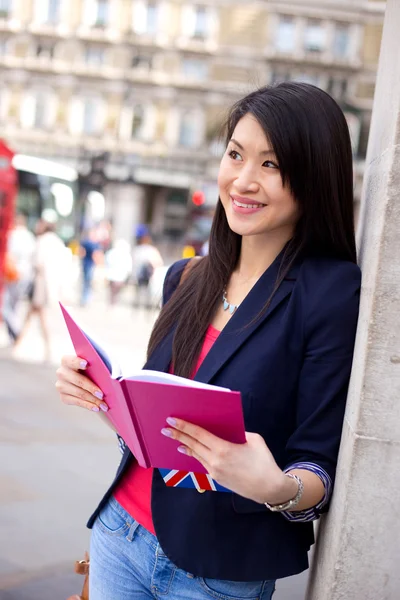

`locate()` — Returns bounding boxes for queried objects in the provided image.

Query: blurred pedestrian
[97,219,113,253]
[16,216,68,361]
[132,227,163,309]
[79,228,102,307]
[56,83,360,599]
[105,239,132,305]
[1,212,36,343]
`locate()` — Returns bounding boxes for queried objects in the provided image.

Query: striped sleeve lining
[280,462,332,523]
[117,434,126,455]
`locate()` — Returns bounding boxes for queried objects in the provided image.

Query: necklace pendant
[222,290,239,315]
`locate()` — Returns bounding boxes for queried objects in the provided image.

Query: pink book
[59,303,246,474]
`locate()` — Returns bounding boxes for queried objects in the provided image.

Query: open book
[60,303,246,477]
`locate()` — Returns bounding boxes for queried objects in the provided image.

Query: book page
[84,331,121,379]
[60,303,121,379]
[122,369,230,392]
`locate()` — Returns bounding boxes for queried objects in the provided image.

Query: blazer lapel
[193,256,300,385]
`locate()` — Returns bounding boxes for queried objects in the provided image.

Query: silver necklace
[222,290,240,315]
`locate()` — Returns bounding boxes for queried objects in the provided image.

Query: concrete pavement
[0,297,308,599]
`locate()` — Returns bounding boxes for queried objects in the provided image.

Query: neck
[235,230,292,281]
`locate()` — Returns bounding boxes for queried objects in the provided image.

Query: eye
[263,160,279,169]
[228,150,242,161]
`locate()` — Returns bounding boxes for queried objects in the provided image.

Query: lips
[230,195,267,214]
[231,195,266,209]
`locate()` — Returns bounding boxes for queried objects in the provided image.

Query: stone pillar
[104,183,145,243]
[307,1,400,598]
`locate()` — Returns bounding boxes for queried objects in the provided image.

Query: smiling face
[218,113,300,242]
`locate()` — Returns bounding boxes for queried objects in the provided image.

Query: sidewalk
[0,356,119,598]
[0,298,308,599]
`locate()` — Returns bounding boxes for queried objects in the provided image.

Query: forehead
[232,113,269,141]
[232,113,272,150]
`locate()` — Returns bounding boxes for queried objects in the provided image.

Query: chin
[226,218,259,238]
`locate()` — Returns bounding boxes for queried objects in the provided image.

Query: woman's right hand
[56,355,108,413]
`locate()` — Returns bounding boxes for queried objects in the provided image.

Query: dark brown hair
[147,82,357,378]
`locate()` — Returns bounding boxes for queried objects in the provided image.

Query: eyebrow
[230,138,276,157]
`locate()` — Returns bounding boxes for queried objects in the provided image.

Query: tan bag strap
[179,256,202,286]
[67,552,89,600]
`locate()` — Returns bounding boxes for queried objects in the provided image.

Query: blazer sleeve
[161,259,190,306]
[284,261,361,485]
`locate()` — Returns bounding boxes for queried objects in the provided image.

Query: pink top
[113,324,221,534]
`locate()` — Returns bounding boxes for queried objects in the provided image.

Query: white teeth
[233,199,264,209]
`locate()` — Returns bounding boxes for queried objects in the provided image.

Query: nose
[234,164,260,194]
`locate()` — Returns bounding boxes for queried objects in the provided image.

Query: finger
[166,418,220,450]
[162,428,212,464]
[177,445,212,473]
[55,379,108,411]
[56,366,104,402]
[59,392,103,412]
[61,355,88,371]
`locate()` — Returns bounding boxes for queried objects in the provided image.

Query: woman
[17,216,68,361]
[105,239,133,305]
[56,83,361,599]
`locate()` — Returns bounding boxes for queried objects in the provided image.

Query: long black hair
[147,82,357,378]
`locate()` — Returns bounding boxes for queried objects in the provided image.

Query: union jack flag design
[159,469,230,492]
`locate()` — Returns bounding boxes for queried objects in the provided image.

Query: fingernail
[94,391,103,400]
[80,360,87,369]
[92,406,100,412]
[166,417,177,427]
[100,403,108,412]
[161,428,173,438]
[177,446,188,454]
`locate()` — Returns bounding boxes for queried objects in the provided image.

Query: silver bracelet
[264,473,304,512]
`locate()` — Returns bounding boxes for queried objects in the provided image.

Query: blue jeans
[90,497,276,599]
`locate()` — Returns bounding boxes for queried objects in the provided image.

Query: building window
[295,73,320,86]
[47,0,60,23]
[85,46,104,66]
[0,0,10,18]
[131,52,153,70]
[182,57,208,81]
[276,15,295,53]
[83,98,99,135]
[0,36,8,55]
[146,2,158,34]
[132,1,159,35]
[193,5,208,39]
[33,0,60,24]
[36,43,55,59]
[327,77,348,100]
[131,104,145,138]
[304,19,326,53]
[95,0,108,27]
[333,23,350,59]
[179,109,200,148]
[34,94,48,129]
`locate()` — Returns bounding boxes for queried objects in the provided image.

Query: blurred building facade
[0,0,385,250]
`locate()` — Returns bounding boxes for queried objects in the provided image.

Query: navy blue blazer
[88,252,361,581]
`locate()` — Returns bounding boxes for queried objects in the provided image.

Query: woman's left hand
[162,418,286,504]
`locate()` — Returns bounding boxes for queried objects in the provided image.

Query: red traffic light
[192,190,205,206]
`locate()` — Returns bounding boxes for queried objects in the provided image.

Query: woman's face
[218,113,300,241]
